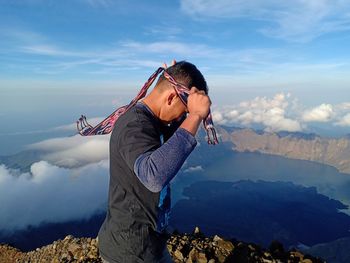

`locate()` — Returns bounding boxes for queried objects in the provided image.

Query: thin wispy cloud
[2,21,349,81]
[120,40,219,57]
[0,27,47,47]
[180,0,350,42]
[144,25,183,39]
[0,117,104,136]
[21,45,77,57]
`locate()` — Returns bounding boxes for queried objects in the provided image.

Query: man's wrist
[179,113,202,136]
[188,112,203,121]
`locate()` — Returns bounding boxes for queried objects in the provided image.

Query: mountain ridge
[217,126,350,174]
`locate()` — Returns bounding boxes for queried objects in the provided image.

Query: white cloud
[213,93,350,132]
[180,0,350,42]
[335,113,350,127]
[184,165,204,173]
[336,102,350,111]
[213,93,302,132]
[302,103,334,122]
[26,134,110,168]
[0,160,109,232]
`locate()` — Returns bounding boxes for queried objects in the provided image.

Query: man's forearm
[134,127,197,192]
[179,113,203,136]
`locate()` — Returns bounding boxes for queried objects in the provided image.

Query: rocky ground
[0,227,325,263]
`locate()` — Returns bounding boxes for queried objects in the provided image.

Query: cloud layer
[336,113,350,127]
[0,160,109,233]
[213,93,302,132]
[212,93,350,132]
[27,133,110,168]
[302,104,334,122]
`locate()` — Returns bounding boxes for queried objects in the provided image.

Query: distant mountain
[218,126,350,174]
[0,150,42,172]
[0,212,105,251]
[303,237,350,263]
[2,126,349,176]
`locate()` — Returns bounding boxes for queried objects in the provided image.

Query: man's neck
[141,95,170,125]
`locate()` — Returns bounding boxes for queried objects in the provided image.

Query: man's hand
[187,87,211,120]
[179,87,211,136]
[163,59,176,69]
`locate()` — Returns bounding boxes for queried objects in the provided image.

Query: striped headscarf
[77,67,219,145]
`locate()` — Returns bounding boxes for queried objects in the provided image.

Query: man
[98,61,211,263]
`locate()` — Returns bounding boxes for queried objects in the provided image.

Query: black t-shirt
[98,103,174,262]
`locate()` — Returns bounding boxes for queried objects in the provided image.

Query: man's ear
[167,92,177,105]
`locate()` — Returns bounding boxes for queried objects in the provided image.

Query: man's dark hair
[156,61,208,94]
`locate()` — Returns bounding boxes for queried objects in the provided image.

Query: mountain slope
[303,237,350,263]
[218,126,350,174]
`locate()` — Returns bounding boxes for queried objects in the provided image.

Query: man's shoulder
[111,104,158,137]
[117,103,155,126]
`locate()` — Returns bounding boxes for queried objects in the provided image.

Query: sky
[1,0,350,233]
[1,0,350,150]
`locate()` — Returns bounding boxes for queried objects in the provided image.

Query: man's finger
[163,62,168,69]
[171,59,176,66]
[189,87,199,94]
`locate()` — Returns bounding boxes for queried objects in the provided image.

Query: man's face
[169,95,187,121]
[160,91,187,124]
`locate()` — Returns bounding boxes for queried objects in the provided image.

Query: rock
[197,252,207,263]
[213,235,222,242]
[64,235,73,241]
[0,233,325,263]
[174,249,184,261]
[68,243,80,254]
[217,239,234,252]
[194,226,200,234]
[188,248,198,261]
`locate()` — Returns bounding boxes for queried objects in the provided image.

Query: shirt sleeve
[134,128,197,193]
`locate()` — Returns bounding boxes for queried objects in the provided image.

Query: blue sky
[1,0,350,92]
[1,0,350,154]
